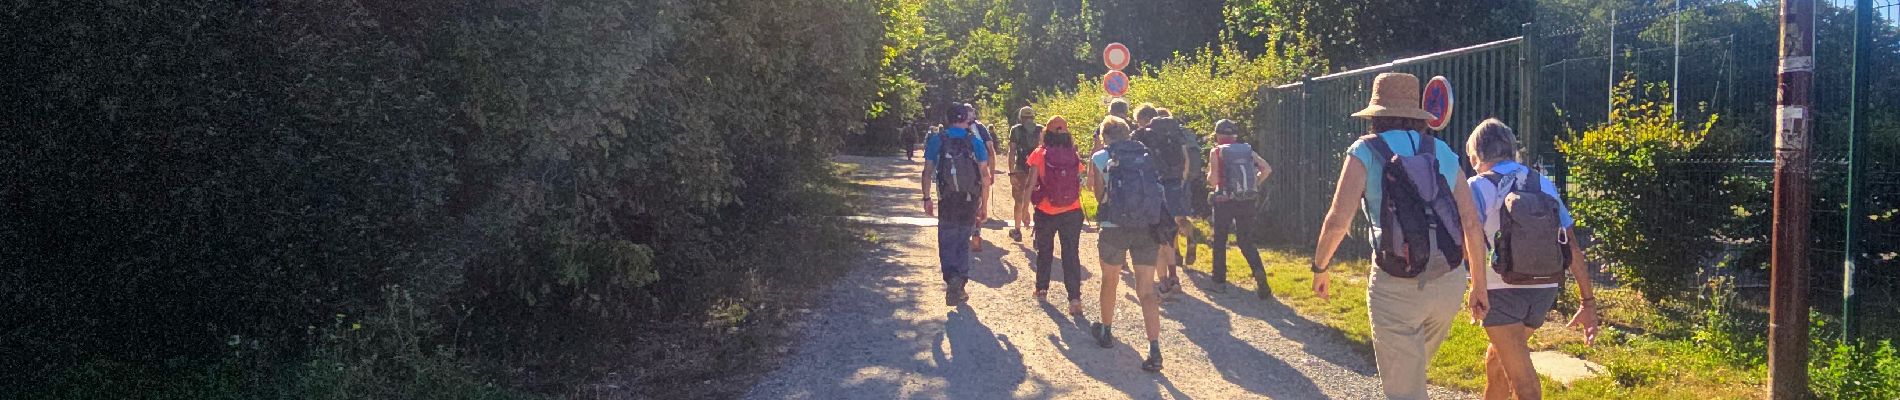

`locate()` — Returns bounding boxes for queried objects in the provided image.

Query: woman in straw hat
[1308,72,1491,400]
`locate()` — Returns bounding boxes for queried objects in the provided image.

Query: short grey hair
[1466,118,1518,164]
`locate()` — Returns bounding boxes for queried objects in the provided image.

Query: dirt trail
[746,155,1468,399]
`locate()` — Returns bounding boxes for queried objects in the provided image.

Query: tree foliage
[2,0,885,395]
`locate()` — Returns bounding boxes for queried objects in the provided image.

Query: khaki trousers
[1367,261,1469,400]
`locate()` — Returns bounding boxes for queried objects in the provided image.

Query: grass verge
[1173,226,1762,399]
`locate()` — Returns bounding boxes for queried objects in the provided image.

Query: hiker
[966,103,998,252]
[1131,105,1196,295]
[1088,115,1169,372]
[1008,106,1043,242]
[1025,116,1087,316]
[1092,98,1132,154]
[905,121,922,161]
[1464,119,1600,400]
[922,103,993,306]
[1204,119,1273,296]
[1309,72,1490,400]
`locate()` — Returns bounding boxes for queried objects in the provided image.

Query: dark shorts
[1160,181,1193,218]
[1482,287,1561,328]
[1097,226,1159,266]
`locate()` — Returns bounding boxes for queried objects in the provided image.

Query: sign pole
[1768,0,1815,397]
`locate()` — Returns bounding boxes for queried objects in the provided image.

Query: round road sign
[1103,70,1130,97]
[1103,42,1131,71]
[1423,76,1455,131]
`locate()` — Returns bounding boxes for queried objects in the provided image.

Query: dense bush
[1031,44,1307,151]
[1557,79,1731,298]
[2,0,884,395]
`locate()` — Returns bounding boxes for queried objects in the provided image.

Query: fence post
[1519,23,1539,166]
[1298,76,1314,241]
[1673,0,1683,118]
[1768,0,1816,397]
[1842,0,1875,340]
[1608,10,1617,121]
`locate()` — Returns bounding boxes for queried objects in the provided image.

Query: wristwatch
[1309,262,1327,273]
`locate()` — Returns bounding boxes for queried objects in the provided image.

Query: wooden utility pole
[1768,0,1815,398]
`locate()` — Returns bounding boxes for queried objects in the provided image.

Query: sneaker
[1090,323,1115,348]
[1008,228,1022,242]
[1208,281,1228,294]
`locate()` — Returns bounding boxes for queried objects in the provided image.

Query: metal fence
[1251,0,1900,332]
[1253,37,1528,253]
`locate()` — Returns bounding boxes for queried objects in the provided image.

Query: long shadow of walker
[745,225,1059,399]
[1200,275,1380,375]
[1037,303,1193,400]
[1161,282,1337,398]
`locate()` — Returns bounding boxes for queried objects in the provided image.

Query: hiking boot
[1141,345,1164,372]
[1208,281,1228,294]
[1008,228,1022,242]
[1090,323,1114,348]
[946,281,969,306]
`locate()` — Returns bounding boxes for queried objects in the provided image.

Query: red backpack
[1033,146,1082,208]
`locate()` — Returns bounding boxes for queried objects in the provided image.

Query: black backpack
[1136,118,1189,183]
[1483,169,1571,285]
[1100,141,1166,228]
[935,133,983,200]
[1361,133,1466,280]
[1010,123,1041,170]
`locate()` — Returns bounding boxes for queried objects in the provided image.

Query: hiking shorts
[1097,226,1159,266]
[1011,173,1033,203]
[1160,181,1193,218]
[1482,287,1561,329]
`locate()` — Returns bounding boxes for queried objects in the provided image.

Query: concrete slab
[1532,350,1606,385]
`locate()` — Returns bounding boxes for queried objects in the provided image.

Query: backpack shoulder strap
[1479,171,1504,185]
[1359,134,1394,160]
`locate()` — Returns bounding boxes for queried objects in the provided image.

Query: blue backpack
[1100,140,1166,228]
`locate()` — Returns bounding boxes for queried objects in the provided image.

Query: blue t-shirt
[1346,130,1463,225]
[924,126,990,163]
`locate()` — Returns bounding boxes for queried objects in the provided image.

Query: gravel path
[747,155,1469,399]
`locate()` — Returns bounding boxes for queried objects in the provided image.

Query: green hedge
[2,0,883,395]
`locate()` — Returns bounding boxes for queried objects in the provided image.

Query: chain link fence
[1252,0,1900,334]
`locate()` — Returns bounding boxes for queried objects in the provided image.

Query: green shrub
[1811,336,1900,400]
[1031,43,1308,151]
[1557,78,1732,298]
[4,0,885,395]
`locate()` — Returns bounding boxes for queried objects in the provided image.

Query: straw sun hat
[1350,72,1438,121]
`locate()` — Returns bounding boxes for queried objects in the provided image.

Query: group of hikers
[918,72,1601,399]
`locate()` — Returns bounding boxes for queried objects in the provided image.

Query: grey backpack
[1483,170,1570,285]
[1216,143,1259,199]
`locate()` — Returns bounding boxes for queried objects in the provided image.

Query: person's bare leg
[1134,264,1161,341]
[1154,246,1175,290]
[1484,344,1517,400]
[1485,324,1541,400]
